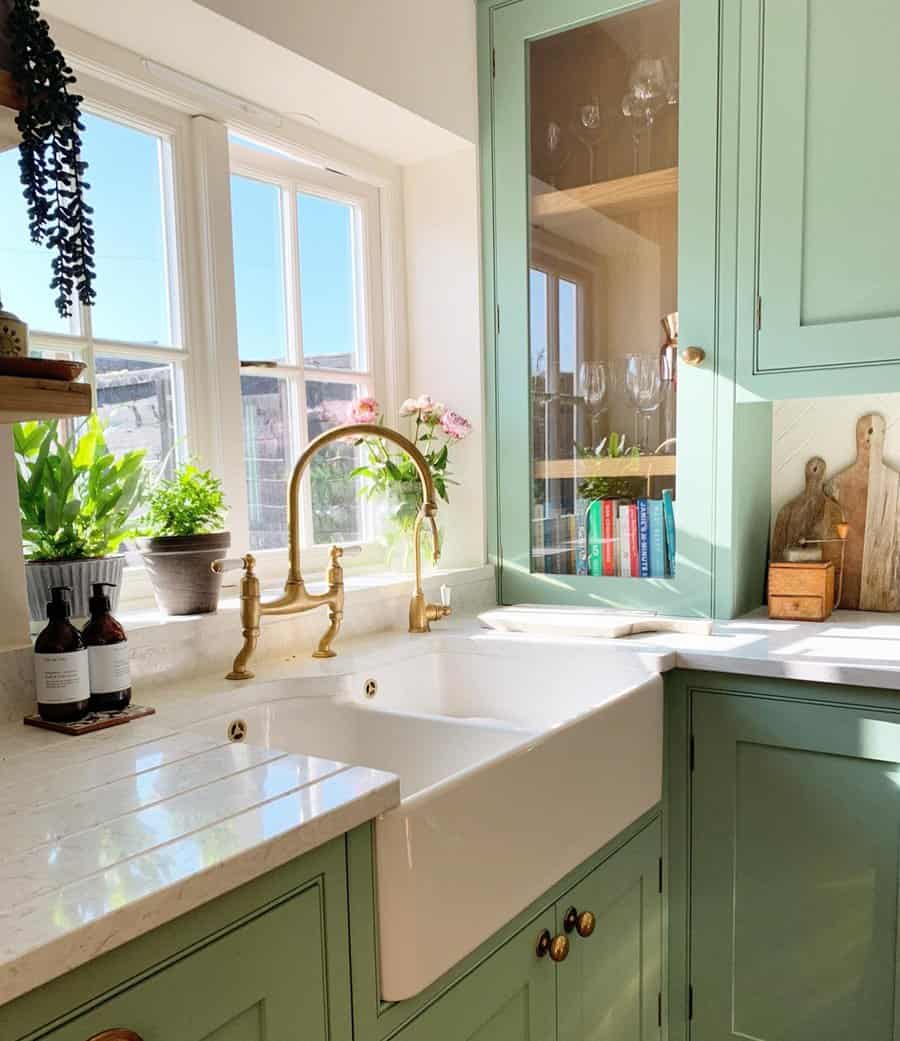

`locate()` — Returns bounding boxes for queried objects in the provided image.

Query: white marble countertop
[2,606,899,1009]
[0,690,399,1007]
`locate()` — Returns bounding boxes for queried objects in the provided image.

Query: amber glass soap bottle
[34,586,91,723]
[82,582,132,712]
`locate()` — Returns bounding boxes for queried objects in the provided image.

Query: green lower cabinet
[666,671,900,1041]
[3,838,352,1041]
[388,908,558,1041]
[36,887,329,1041]
[558,821,661,1041]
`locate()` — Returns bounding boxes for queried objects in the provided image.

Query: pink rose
[350,396,380,424]
[439,409,472,441]
[399,397,419,417]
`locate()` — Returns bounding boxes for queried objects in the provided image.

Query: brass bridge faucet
[212,423,451,680]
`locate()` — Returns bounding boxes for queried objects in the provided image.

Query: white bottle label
[88,642,131,695]
[34,651,90,705]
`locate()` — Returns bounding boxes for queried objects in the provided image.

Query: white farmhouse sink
[189,638,662,1000]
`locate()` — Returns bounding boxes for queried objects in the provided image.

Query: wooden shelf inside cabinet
[0,377,92,424]
[535,456,677,480]
[532,166,678,223]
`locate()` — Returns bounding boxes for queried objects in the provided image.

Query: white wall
[0,428,29,650]
[196,0,479,145]
[772,393,900,525]
[403,147,486,569]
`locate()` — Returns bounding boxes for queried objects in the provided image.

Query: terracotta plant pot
[138,532,231,616]
[26,556,124,622]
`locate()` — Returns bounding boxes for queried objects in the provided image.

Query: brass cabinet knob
[536,928,552,958]
[576,910,596,938]
[86,1032,144,1041]
[564,905,597,938]
[549,934,570,962]
[681,346,706,366]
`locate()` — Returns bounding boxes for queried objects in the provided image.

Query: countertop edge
[0,770,399,1008]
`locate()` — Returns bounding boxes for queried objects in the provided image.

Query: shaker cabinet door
[557,819,661,1041]
[690,692,900,1041]
[742,0,900,395]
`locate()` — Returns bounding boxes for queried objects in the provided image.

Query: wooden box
[768,562,835,621]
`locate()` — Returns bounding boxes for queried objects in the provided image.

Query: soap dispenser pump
[34,586,91,723]
[82,582,131,712]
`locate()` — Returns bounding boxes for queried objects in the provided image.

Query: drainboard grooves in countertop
[0,753,352,912]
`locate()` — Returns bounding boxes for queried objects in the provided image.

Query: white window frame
[23,73,204,473]
[228,139,388,574]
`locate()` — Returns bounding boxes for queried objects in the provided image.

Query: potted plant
[138,463,230,615]
[14,415,147,620]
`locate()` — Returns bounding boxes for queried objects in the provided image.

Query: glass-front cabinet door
[489,0,720,614]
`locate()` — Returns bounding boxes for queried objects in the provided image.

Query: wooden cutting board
[771,456,843,568]
[826,413,900,611]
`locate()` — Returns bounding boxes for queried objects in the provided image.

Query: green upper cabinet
[690,690,900,1040]
[480,0,772,617]
[736,0,900,398]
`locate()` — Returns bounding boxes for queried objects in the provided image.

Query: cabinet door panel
[754,0,900,377]
[691,693,900,1041]
[557,820,661,1041]
[394,910,557,1041]
[36,887,337,1041]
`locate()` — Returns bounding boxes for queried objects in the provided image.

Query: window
[0,93,191,477]
[229,140,382,552]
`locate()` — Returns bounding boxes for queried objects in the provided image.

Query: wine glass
[623,353,663,453]
[621,58,670,173]
[578,361,609,447]
[539,119,569,188]
[573,93,608,184]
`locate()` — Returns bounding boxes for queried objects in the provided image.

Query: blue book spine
[575,497,590,575]
[648,499,666,578]
[637,499,650,578]
[587,500,603,576]
[661,489,676,576]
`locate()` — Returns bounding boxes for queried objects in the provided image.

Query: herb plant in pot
[15,416,147,620]
[138,464,230,615]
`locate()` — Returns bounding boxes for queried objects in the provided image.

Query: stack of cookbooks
[574,490,676,578]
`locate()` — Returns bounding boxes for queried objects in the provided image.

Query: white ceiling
[41,0,470,166]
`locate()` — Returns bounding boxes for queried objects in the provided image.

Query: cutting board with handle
[826,413,900,611]
[771,456,843,569]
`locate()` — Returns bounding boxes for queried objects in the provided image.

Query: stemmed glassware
[539,120,569,188]
[621,57,677,173]
[623,353,663,453]
[573,93,608,184]
[578,361,609,448]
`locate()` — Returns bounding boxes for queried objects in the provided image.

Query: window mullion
[283,187,316,548]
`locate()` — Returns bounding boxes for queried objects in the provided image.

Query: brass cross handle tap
[215,423,447,679]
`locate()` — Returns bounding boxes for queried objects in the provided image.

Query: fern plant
[144,464,227,538]
[14,416,146,560]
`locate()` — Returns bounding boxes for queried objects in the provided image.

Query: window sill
[112,563,495,644]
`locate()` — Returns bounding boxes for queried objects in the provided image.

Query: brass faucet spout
[218,422,449,679]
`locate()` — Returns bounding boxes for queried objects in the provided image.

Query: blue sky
[0,112,357,364]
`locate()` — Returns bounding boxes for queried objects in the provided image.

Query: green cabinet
[736,0,900,398]
[3,838,352,1041]
[349,815,661,1041]
[479,0,771,617]
[666,671,900,1041]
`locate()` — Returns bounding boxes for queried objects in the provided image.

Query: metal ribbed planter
[26,556,124,621]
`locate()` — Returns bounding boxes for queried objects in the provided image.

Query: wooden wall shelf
[0,70,21,111]
[535,455,676,480]
[0,377,92,424]
[532,166,678,223]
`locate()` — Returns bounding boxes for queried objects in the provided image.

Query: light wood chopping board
[826,413,900,611]
[771,456,843,568]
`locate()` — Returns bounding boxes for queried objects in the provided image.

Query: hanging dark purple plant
[6,0,95,318]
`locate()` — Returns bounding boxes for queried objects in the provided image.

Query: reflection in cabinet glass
[526,1,680,581]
